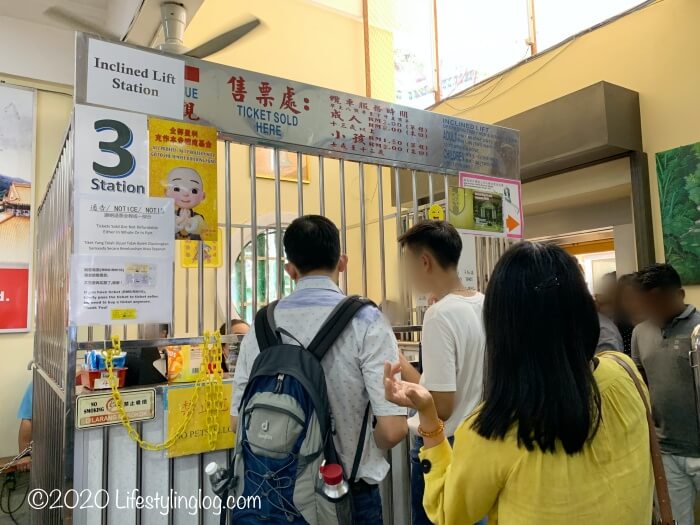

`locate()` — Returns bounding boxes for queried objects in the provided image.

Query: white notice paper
[86,39,184,119]
[458,233,478,289]
[70,255,173,326]
[75,195,174,258]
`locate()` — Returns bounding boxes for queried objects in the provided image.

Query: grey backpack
[230,295,373,524]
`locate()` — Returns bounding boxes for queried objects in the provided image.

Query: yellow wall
[0,75,72,456]
[431,0,700,305]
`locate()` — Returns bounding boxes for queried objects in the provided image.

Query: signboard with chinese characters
[74,194,174,258]
[75,34,519,177]
[165,382,235,458]
[69,254,173,325]
[76,388,156,429]
[148,118,218,242]
[180,228,223,268]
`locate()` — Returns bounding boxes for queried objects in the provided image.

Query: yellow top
[420,352,654,525]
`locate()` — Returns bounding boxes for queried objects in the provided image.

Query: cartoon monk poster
[148,118,217,242]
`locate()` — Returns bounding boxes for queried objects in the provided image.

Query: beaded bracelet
[418,418,444,438]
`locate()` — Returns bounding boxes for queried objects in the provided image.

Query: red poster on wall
[0,267,29,331]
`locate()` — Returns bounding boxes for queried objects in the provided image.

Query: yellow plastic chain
[105,332,224,451]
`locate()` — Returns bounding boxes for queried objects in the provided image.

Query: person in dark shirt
[217,319,249,372]
[615,274,646,355]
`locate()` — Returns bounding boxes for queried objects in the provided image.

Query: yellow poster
[180,228,223,268]
[149,118,218,242]
[166,382,235,458]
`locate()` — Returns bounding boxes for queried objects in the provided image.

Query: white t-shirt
[409,293,486,437]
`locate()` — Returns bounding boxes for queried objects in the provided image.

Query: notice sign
[76,388,156,429]
[85,39,184,119]
[148,118,218,242]
[75,194,174,258]
[70,255,173,325]
[180,228,223,268]
[457,234,478,290]
[452,172,523,239]
[74,105,149,196]
[166,382,235,458]
[0,267,29,332]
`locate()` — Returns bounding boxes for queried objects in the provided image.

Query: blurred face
[595,278,617,318]
[231,322,249,336]
[403,246,434,295]
[638,287,685,327]
[619,284,646,325]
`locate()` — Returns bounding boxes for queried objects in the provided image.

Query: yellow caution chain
[105,332,225,451]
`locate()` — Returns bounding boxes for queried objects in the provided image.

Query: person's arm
[398,351,421,384]
[358,308,408,449]
[230,328,257,433]
[629,326,647,383]
[384,362,514,525]
[421,315,458,421]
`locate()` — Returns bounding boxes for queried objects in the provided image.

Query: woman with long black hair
[385,241,654,524]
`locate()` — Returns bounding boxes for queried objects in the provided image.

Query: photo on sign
[149,118,218,242]
[447,186,503,235]
[0,85,35,332]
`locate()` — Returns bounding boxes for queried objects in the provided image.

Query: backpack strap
[307,295,375,360]
[349,402,371,483]
[254,300,280,351]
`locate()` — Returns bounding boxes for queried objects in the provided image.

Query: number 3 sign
[74,105,148,196]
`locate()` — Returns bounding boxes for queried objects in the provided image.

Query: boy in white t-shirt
[398,221,486,525]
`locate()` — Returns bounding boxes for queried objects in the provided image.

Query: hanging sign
[0,267,30,331]
[69,254,173,325]
[448,172,523,238]
[457,233,478,289]
[76,388,156,429]
[75,34,519,177]
[74,104,149,196]
[180,228,223,268]
[74,194,174,258]
[165,382,235,458]
[83,38,184,119]
[148,118,218,242]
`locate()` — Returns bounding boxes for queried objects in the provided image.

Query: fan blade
[44,6,114,38]
[185,18,261,59]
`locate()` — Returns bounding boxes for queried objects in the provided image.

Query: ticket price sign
[165,383,235,458]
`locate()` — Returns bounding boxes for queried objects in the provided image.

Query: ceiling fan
[44,1,261,59]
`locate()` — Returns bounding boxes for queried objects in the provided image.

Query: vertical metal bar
[224,141,232,330]
[359,162,368,297]
[394,167,405,325]
[240,227,245,321]
[411,169,418,223]
[198,244,204,334]
[274,150,284,299]
[249,146,258,314]
[101,427,109,524]
[377,166,387,305]
[428,172,434,205]
[198,454,204,525]
[318,155,326,215]
[135,422,143,525]
[185,269,190,333]
[339,159,348,294]
[168,458,175,525]
[297,152,304,216]
[443,173,450,222]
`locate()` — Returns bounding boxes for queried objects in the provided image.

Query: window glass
[535,0,646,52]
[436,0,530,99]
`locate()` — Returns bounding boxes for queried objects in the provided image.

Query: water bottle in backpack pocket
[230,296,373,525]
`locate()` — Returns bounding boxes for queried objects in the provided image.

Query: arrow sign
[506,215,520,232]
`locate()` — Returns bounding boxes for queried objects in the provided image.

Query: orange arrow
[506,215,520,231]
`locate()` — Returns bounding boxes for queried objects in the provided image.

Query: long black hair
[473,241,602,454]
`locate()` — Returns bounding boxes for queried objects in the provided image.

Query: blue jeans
[410,435,487,525]
[351,481,383,524]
